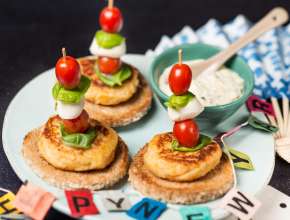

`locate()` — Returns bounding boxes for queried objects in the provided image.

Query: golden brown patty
[79,57,139,106]
[38,116,118,171]
[144,133,222,182]
[79,56,153,127]
[23,128,129,190]
[129,145,234,204]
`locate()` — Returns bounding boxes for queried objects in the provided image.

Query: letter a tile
[127,198,166,220]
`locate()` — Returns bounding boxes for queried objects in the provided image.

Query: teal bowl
[149,43,254,128]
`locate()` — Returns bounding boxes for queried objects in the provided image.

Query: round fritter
[38,116,118,171]
[143,133,222,182]
[84,73,152,127]
[129,145,234,204]
[79,57,139,106]
[23,128,129,190]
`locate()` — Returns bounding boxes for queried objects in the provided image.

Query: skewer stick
[267,115,278,138]
[282,95,289,136]
[271,97,284,137]
[178,49,182,65]
[62,47,66,58]
[108,0,114,8]
[288,111,290,134]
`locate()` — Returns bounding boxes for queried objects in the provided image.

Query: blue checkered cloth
[146,15,290,99]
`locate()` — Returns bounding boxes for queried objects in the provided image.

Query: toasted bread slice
[129,145,234,204]
[38,116,118,171]
[144,133,222,181]
[80,57,152,127]
[22,128,129,190]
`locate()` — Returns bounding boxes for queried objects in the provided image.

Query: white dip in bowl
[159,60,244,107]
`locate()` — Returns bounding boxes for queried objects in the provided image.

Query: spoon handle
[209,7,288,66]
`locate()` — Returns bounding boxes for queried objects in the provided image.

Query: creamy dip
[159,60,244,106]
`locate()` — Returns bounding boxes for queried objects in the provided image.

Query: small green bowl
[149,43,254,128]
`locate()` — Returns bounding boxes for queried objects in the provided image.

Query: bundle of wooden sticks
[267,96,290,163]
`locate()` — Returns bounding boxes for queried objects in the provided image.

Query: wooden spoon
[190,7,289,78]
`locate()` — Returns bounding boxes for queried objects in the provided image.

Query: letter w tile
[221,188,261,220]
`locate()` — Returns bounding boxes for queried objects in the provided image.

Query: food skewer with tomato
[79,0,152,127]
[55,48,90,133]
[90,0,124,75]
[129,49,233,205]
[21,47,130,190]
[166,49,204,147]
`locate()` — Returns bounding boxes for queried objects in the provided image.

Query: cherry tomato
[99,7,123,33]
[173,119,200,147]
[55,56,80,89]
[98,56,121,74]
[168,63,192,95]
[62,110,90,133]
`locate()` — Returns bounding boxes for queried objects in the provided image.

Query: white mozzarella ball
[168,97,204,122]
[56,99,84,120]
[89,39,126,58]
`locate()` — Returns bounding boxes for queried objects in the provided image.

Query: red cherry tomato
[173,119,200,147]
[99,7,123,33]
[55,56,80,89]
[98,56,121,74]
[62,110,90,133]
[168,63,192,95]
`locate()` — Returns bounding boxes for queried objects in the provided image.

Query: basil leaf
[171,134,212,152]
[165,92,194,110]
[248,115,278,133]
[95,65,132,87]
[95,30,124,49]
[52,76,90,104]
[52,83,62,99]
[60,124,97,148]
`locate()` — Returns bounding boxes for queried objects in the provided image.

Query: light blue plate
[2,54,275,219]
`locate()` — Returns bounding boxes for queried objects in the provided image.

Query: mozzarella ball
[56,99,84,120]
[168,97,204,121]
[89,39,126,58]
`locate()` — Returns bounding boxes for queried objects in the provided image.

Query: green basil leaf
[95,65,132,87]
[95,30,124,49]
[60,124,97,148]
[52,76,91,104]
[171,134,212,152]
[52,83,62,99]
[165,92,194,110]
[228,147,254,170]
[248,115,278,133]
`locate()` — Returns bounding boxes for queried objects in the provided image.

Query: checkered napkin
[146,15,290,99]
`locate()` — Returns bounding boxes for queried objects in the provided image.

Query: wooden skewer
[271,97,284,137]
[282,95,289,136]
[62,47,66,58]
[270,95,290,163]
[267,115,278,138]
[108,0,114,8]
[178,49,182,65]
[288,111,290,134]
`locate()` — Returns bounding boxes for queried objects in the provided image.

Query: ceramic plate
[2,54,275,219]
